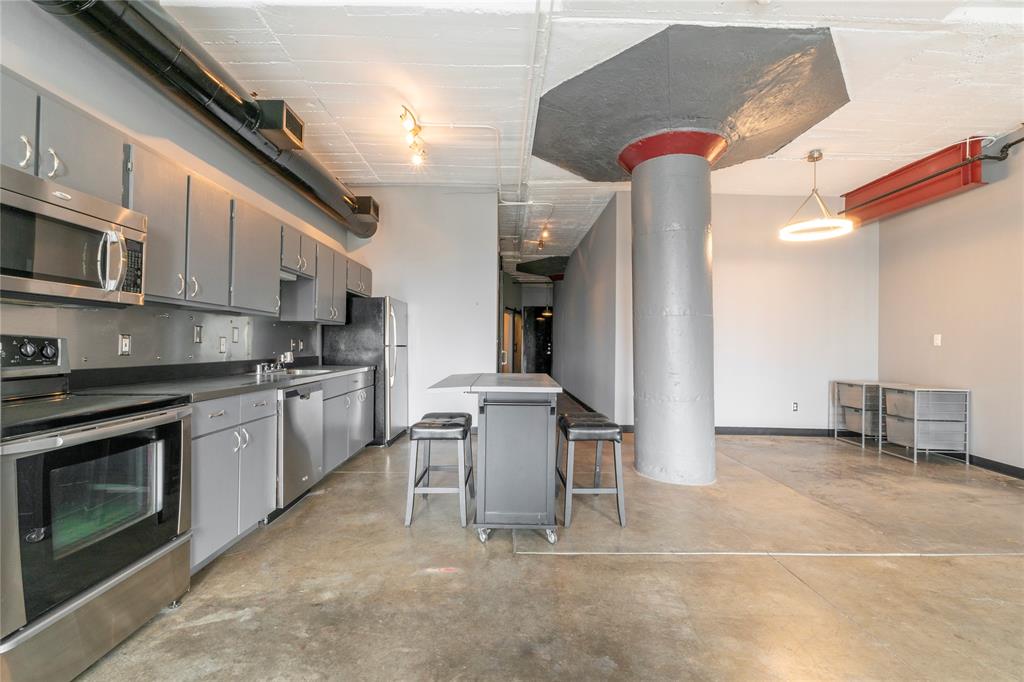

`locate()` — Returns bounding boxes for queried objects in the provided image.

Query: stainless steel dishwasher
[277,382,324,508]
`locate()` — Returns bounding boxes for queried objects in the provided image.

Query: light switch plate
[933,333,942,347]
[118,334,132,356]
[219,336,227,354]
[193,325,203,344]
[232,327,240,343]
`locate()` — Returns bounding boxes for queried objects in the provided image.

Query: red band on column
[618,131,728,174]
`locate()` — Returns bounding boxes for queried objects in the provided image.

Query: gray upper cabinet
[232,200,281,315]
[125,144,188,301]
[280,224,316,278]
[332,253,348,324]
[315,243,336,323]
[347,261,372,297]
[1,72,38,173]
[37,94,124,205]
[186,176,232,306]
[281,224,302,274]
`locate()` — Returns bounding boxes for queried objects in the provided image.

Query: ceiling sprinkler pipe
[34,0,377,237]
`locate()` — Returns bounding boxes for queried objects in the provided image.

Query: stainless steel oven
[1,166,146,306]
[0,335,190,681]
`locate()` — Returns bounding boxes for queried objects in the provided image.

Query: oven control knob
[19,342,37,358]
[40,343,58,360]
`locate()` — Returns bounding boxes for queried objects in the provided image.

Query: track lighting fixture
[400,106,427,166]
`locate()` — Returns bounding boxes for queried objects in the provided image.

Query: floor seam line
[509,551,1024,557]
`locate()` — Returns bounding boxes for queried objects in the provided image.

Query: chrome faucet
[256,352,295,377]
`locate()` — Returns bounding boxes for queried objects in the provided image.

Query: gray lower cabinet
[186,175,232,306]
[191,393,278,571]
[125,144,189,300]
[231,200,281,315]
[191,427,241,569]
[323,392,351,473]
[1,71,38,173]
[37,94,125,205]
[322,378,374,473]
[238,415,277,532]
[350,387,374,457]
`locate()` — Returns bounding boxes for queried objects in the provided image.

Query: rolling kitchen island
[429,373,562,543]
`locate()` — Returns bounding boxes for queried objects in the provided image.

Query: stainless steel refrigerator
[322,296,408,445]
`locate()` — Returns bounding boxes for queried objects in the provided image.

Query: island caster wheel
[545,528,558,544]
[477,528,492,544]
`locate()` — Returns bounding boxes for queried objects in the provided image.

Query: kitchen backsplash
[0,300,318,370]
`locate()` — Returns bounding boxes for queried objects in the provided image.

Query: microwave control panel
[121,239,144,294]
[0,335,64,370]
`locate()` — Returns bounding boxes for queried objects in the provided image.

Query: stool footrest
[569,487,618,495]
[412,486,459,494]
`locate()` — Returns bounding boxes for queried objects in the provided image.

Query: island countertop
[428,373,562,394]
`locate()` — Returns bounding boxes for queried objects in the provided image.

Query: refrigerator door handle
[389,305,398,387]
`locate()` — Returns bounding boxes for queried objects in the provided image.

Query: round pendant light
[779,150,855,242]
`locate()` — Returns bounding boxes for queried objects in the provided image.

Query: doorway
[500,308,524,373]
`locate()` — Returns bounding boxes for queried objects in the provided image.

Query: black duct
[34,0,378,238]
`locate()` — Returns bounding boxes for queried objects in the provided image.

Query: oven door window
[0,204,105,288]
[16,422,182,623]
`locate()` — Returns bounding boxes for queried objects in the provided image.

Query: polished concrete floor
[82,427,1024,680]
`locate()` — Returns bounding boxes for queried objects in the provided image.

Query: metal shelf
[877,384,971,465]
[831,381,881,450]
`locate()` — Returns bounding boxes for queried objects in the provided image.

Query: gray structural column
[631,152,716,485]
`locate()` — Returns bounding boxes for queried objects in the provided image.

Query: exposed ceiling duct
[33,0,379,238]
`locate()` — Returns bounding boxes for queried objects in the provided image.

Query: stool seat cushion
[422,412,472,422]
[559,413,622,442]
[410,414,470,440]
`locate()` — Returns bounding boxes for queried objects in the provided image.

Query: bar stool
[556,413,625,527]
[404,412,475,527]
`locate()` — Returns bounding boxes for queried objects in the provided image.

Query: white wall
[0,2,348,250]
[348,186,498,425]
[878,133,1024,468]
[552,196,619,418]
[554,190,880,429]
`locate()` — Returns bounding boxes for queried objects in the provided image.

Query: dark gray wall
[0,302,317,370]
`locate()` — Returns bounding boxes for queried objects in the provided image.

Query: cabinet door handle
[252,400,268,408]
[241,427,250,449]
[209,410,225,419]
[18,135,32,168]
[275,294,281,312]
[233,430,242,453]
[296,254,303,270]
[301,256,307,271]
[176,273,185,295]
[46,147,60,178]
[190,276,199,297]
[345,395,351,408]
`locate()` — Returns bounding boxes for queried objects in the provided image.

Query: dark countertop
[82,365,374,403]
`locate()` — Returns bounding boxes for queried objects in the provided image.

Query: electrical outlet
[232,327,240,343]
[219,336,227,354]
[118,334,132,356]
[193,325,203,344]
[792,402,799,412]
[933,333,942,347]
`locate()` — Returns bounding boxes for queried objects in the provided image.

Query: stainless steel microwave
[1,166,146,306]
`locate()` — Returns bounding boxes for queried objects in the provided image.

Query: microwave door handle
[103,231,127,292]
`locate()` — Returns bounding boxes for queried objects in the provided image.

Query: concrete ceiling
[164,1,1024,282]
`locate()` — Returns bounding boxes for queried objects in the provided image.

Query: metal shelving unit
[878,383,971,465]
[831,380,881,449]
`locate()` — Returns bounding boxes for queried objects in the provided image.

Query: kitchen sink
[250,368,333,378]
